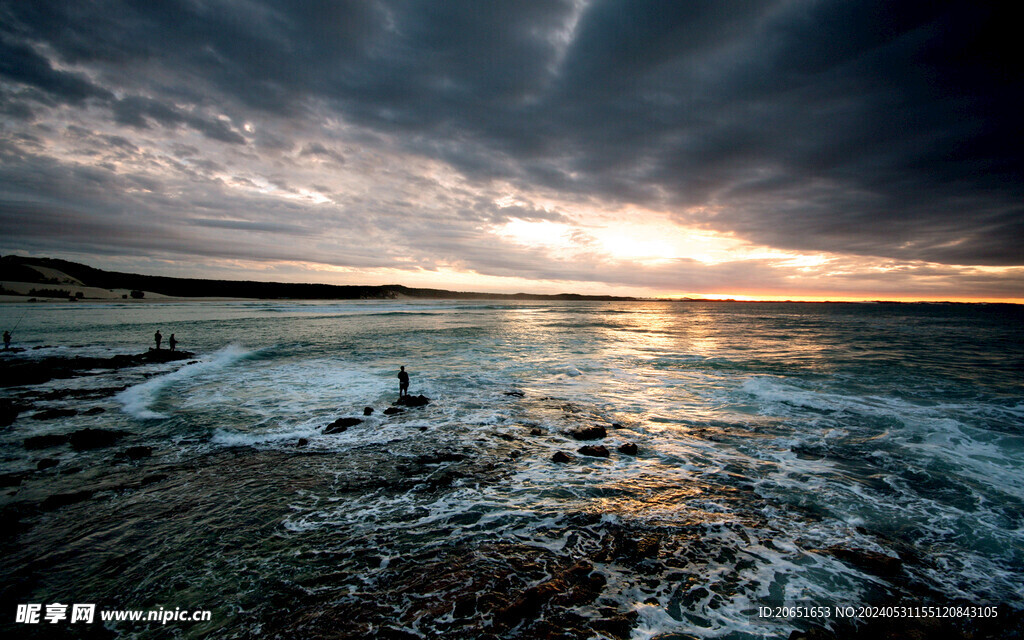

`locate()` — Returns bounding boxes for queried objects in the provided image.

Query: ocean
[1,300,1022,639]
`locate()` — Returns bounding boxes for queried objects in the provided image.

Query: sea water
[0,300,1021,638]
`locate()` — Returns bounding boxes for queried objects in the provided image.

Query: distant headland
[0,255,639,302]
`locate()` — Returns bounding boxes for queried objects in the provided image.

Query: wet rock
[0,398,19,426]
[296,438,309,447]
[82,407,106,415]
[36,458,59,470]
[495,561,604,628]
[529,427,544,436]
[618,442,639,455]
[788,626,836,640]
[140,473,167,486]
[38,386,127,400]
[0,471,28,487]
[24,434,69,450]
[325,417,362,434]
[823,546,902,578]
[591,611,639,640]
[31,408,78,420]
[376,627,421,640]
[363,406,374,416]
[416,452,467,464]
[614,532,662,562]
[552,451,574,463]
[578,445,610,457]
[122,445,153,460]
[68,428,131,451]
[504,390,525,397]
[143,348,197,363]
[568,425,606,440]
[40,490,94,511]
[396,394,430,407]
[0,349,195,387]
[383,407,404,415]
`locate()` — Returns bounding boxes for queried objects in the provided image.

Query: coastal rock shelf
[0,349,196,388]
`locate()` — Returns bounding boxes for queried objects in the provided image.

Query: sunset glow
[0,2,1020,303]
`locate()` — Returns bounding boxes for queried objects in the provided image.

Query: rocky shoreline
[0,348,196,388]
[1,351,1021,639]
[4,440,1020,640]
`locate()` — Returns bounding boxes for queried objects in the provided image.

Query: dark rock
[82,407,106,415]
[363,406,374,416]
[396,394,430,407]
[823,546,902,578]
[36,458,59,470]
[140,474,167,486]
[788,626,837,640]
[41,490,94,511]
[24,434,69,450]
[495,561,604,628]
[31,408,78,420]
[568,425,606,440]
[122,445,153,460]
[0,398,19,426]
[0,349,196,388]
[578,445,610,457]
[143,348,196,363]
[591,611,639,640]
[614,532,662,562]
[416,452,467,464]
[0,471,28,487]
[296,438,309,447]
[611,423,624,429]
[529,427,544,436]
[383,407,404,415]
[618,442,639,455]
[324,417,362,434]
[38,386,127,400]
[504,390,525,397]
[552,451,574,463]
[68,428,130,450]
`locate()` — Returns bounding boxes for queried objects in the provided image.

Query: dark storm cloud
[0,37,113,105]
[0,0,1022,291]
[298,143,345,165]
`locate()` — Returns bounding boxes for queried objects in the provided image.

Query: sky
[1,0,1022,301]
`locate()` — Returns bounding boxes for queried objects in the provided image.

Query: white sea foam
[116,344,256,419]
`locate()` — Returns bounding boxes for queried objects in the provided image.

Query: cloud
[0,0,1021,298]
[298,142,345,165]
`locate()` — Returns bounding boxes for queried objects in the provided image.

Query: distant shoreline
[2,255,1020,305]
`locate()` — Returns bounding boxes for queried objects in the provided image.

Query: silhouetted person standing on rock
[2,330,10,350]
[398,366,409,398]
[154,330,162,350]
[169,333,177,351]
